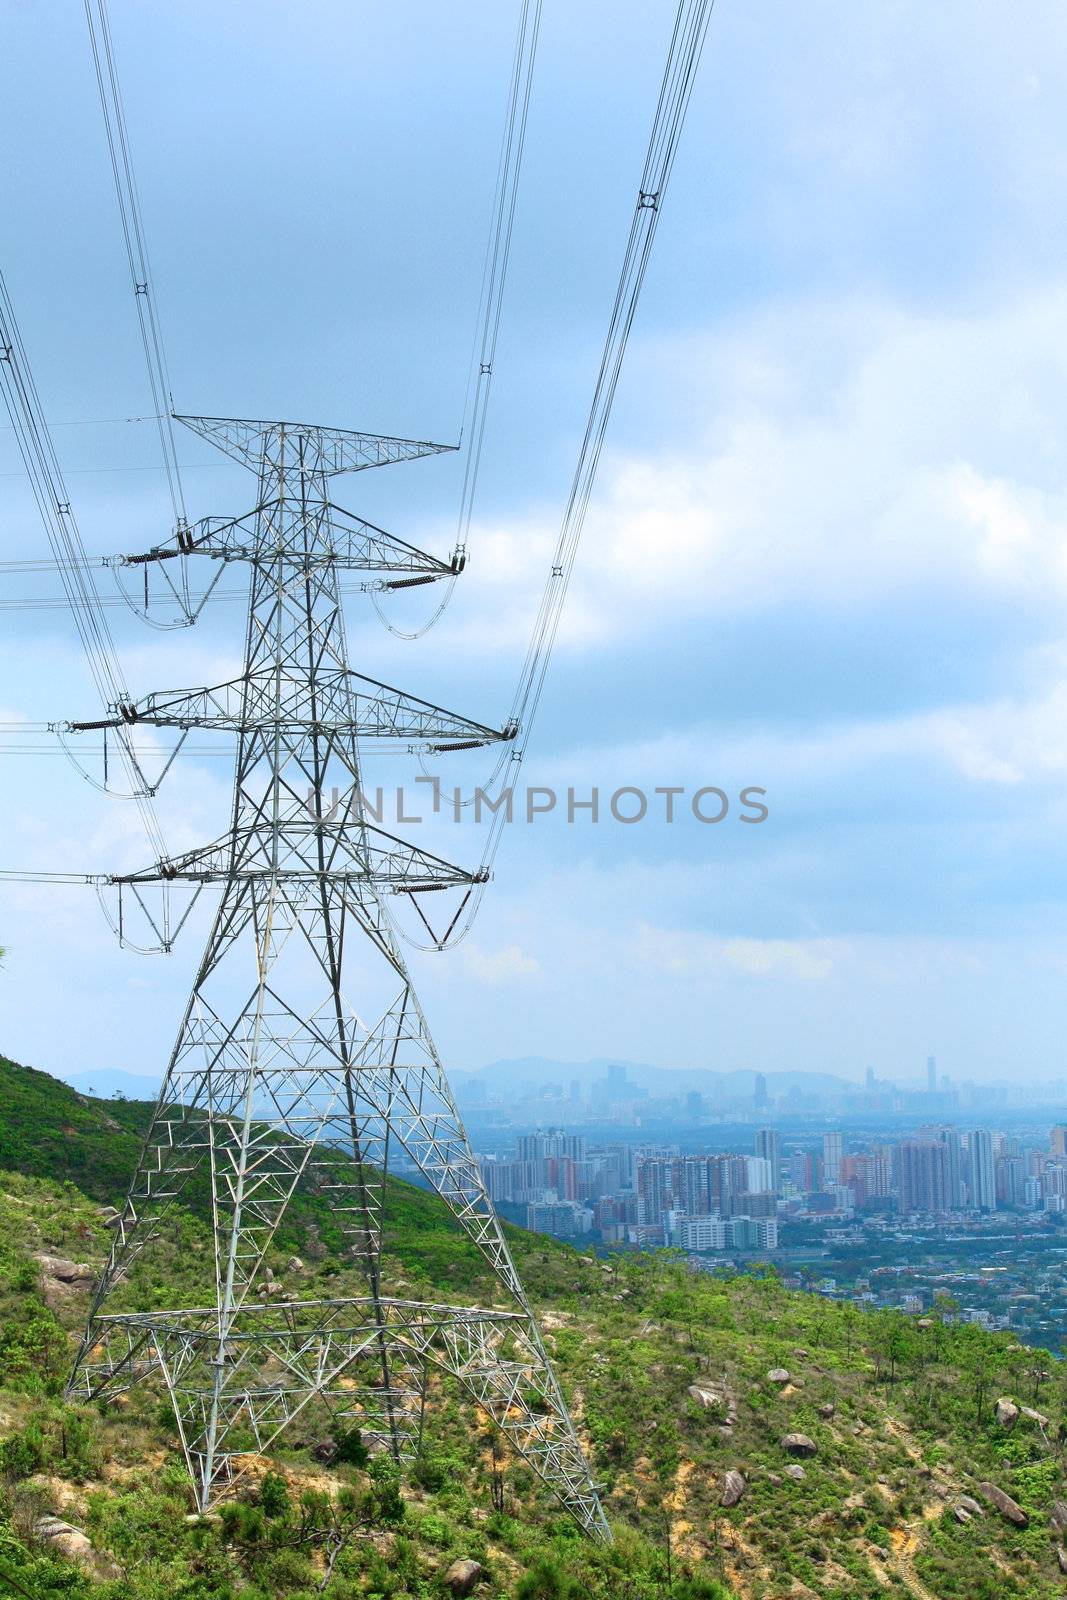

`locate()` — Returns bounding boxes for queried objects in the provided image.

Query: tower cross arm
[107,825,490,892]
[173,414,457,477]
[67,671,516,747]
[121,501,457,577]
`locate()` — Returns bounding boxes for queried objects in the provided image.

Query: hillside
[2,1060,1067,1598]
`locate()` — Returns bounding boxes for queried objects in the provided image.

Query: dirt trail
[888,1521,939,1600]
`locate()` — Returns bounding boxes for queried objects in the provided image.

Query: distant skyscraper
[1051,1126,1067,1157]
[865,1065,877,1093]
[745,1155,773,1194]
[939,1126,964,1210]
[606,1064,627,1095]
[927,1055,937,1094]
[755,1128,782,1195]
[685,1090,705,1121]
[753,1072,768,1108]
[822,1131,843,1186]
[971,1128,996,1212]
[898,1141,948,1214]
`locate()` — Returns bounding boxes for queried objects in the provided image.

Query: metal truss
[75,1297,605,1533]
[68,416,609,1541]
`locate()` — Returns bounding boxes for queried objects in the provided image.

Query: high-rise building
[789,1150,817,1192]
[755,1128,782,1195]
[676,1214,729,1252]
[822,1131,844,1186]
[678,1156,710,1216]
[939,1126,964,1209]
[927,1055,938,1094]
[745,1155,773,1194]
[1051,1126,1067,1157]
[898,1141,948,1214]
[636,1157,673,1232]
[970,1128,996,1212]
[865,1065,877,1093]
[685,1090,705,1121]
[996,1153,1025,1208]
[753,1072,768,1108]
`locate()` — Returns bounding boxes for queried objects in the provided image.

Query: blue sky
[3,1,1067,1085]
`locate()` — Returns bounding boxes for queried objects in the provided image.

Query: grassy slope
[2,1057,1067,1599]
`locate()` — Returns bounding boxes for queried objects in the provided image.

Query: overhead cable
[0,265,169,859]
[402,0,716,950]
[84,0,194,625]
[371,0,542,641]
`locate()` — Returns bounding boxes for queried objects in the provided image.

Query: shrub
[515,1556,582,1600]
[258,1472,289,1520]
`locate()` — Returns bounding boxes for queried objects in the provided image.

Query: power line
[84,0,187,532]
[0,265,168,859]
[0,412,164,430]
[371,0,542,643]
[403,0,716,950]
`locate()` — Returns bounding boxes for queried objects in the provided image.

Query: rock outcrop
[687,1385,737,1430]
[993,1397,1019,1430]
[720,1470,746,1507]
[781,1433,817,1457]
[445,1558,485,1596]
[977,1482,1028,1527]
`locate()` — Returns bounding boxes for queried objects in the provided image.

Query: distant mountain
[58,1066,164,1102]
[457,1055,857,1099]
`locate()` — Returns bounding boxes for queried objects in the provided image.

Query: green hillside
[2,1058,1067,1599]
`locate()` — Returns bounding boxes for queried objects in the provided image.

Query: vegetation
[3,1056,1067,1597]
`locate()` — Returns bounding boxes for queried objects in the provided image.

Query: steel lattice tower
[68,415,609,1539]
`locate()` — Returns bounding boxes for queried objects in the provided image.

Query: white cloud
[636,921,836,983]
[459,941,542,986]
[424,291,1067,659]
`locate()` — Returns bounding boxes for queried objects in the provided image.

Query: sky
[3,0,1067,1086]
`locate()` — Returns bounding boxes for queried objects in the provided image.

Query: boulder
[994,1397,1019,1430]
[767,1368,791,1385]
[1057,1546,1067,1577]
[784,1464,806,1481]
[35,1516,94,1560]
[720,1470,746,1507]
[1050,1499,1067,1534]
[978,1482,1028,1527]
[781,1433,817,1458]
[1019,1405,1050,1430]
[310,1438,335,1463]
[446,1558,485,1596]
[36,1256,93,1284]
[956,1495,982,1517]
[766,1472,782,1485]
[953,1505,972,1524]
[687,1385,738,1425]
[816,1403,835,1420]
[286,1255,305,1274]
[687,1385,723,1411]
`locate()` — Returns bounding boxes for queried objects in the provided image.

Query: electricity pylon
[68,415,609,1539]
